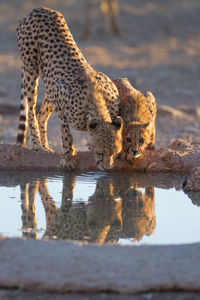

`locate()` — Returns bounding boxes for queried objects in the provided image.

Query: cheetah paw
[43,146,54,153]
[60,156,77,171]
[33,144,47,152]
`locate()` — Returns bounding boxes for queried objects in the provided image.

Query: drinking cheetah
[113,78,157,163]
[16,7,123,170]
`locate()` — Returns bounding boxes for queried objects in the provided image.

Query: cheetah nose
[131,150,140,158]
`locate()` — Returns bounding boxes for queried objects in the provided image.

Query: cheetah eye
[139,138,145,145]
[126,138,131,143]
[89,119,98,130]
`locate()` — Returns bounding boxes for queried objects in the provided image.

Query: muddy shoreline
[0,137,199,174]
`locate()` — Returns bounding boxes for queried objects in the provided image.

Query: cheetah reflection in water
[20,175,156,243]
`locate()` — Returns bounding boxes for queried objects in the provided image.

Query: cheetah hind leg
[37,98,77,171]
[17,67,44,151]
[37,97,54,152]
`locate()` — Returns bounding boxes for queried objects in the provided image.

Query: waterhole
[0,170,199,245]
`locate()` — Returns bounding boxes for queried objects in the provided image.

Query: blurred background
[0,0,200,150]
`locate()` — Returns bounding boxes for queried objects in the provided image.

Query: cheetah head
[122,121,155,162]
[87,116,123,170]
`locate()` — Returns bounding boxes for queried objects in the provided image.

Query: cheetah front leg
[60,116,77,171]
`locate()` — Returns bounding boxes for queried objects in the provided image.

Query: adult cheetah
[16,7,123,170]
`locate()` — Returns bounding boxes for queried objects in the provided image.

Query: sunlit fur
[16,7,122,171]
[87,116,123,170]
[113,78,157,163]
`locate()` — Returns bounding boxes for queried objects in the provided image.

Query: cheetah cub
[113,78,157,163]
[16,7,123,171]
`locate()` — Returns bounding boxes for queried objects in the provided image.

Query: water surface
[0,170,199,245]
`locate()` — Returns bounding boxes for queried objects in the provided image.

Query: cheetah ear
[112,116,123,130]
[146,91,155,101]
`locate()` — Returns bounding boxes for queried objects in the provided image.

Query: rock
[177,105,200,120]
[182,167,200,191]
[169,138,200,153]
[157,105,187,118]
[185,191,200,207]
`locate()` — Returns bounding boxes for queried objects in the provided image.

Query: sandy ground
[0,0,200,151]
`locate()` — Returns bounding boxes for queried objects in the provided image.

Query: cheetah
[16,7,123,171]
[83,0,120,39]
[113,78,157,164]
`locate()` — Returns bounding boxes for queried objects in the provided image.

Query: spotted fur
[16,7,123,170]
[113,78,157,163]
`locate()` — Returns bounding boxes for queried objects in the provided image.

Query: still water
[0,170,200,245]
